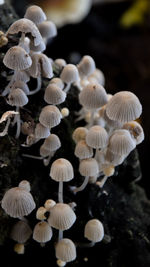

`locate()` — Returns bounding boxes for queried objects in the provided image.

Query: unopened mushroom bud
[72,127,88,144]
[56,259,66,267]
[36,207,47,220]
[122,120,144,145]
[54,59,67,71]
[18,180,31,192]
[102,165,115,177]
[14,243,25,254]
[61,108,69,118]
[44,199,56,211]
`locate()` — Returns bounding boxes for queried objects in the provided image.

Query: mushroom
[84,219,104,246]
[10,220,32,253]
[33,221,53,246]
[106,91,142,123]
[55,238,76,263]
[77,55,96,80]
[39,105,62,129]
[74,140,93,160]
[88,68,105,87]
[44,83,66,105]
[72,127,88,144]
[79,82,108,127]
[44,199,56,211]
[122,120,144,145]
[18,180,31,192]
[38,20,57,44]
[1,185,36,218]
[35,123,50,139]
[48,203,76,240]
[27,53,53,95]
[36,206,47,220]
[73,158,99,193]
[60,64,79,93]
[24,5,47,25]
[50,158,74,203]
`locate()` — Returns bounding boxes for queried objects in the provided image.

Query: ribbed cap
[55,238,76,262]
[86,125,108,149]
[39,105,62,128]
[10,220,32,243]
[33,221,52,243]
[84,219,104,242]
[50,158,74,182]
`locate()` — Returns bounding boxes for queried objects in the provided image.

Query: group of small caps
[0,5,144,267]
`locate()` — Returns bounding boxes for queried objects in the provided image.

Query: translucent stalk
[74,176,89,193]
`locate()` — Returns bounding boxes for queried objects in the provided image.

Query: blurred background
[9,0,150,196]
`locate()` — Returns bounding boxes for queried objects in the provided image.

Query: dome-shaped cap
[13,71,30,83]
[39,144,51,157]
[10,220,32,243]
[48,203,76,230]
[86,125,108,149]
[8,88,28,107]
[84,219,104,242]
[39,105,62,128]
[88,68,105,86]
[44,199,56,211]
[79,82,108,110]
[106,91,142,123]
[50,77,64,90]
[72,127,88,144]
[35,123,50,139]
[60,64,79,84]
[38,21,57,38]
[6,18,43,46]
[79,158,99,177]
[18,180,31,192]
[44,83,66,105]
[54,58,67,70]
[122,121,144,145]
[105,148,125,166]
[75,140,93,159]
[3,46,32,71]
[33,221,52,243]
[43,134,61,152]
[108,129,136,156]
[55,238,76,262]
[30,39,46,52]
[28,53,53,79]
[24,5,47,24]
[1,187,36,218]
[103,108,123,129]
[12,80,30,95]
[50,158,74,182]
[77,55,96,78]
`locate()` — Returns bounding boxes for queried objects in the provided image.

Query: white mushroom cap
[24,5,47,24]
[122,121,144,145]
[77,55,96,78]
[103,107,123,129]
[79,82,108,110]
[36,206,47,220]
[50,77,64,90]
[3,46,32,71]
[54,58,67,70]
[44,83,66,105]
[72,127,88,144]
[13,70,30,83]
[39,144,51,157]
[28,53,53,79]
[75,140,93,159]
[12,80,30,95]
[55,238,76,263]
[48,203,76,230]
[39,105,62,128]
[10,220,32,243]
[6,18,43,46]
[84,219,104,242]
[18,180,31,192]
[8,88,28,107]
[106,91,142,123]
[35,123,50,139]
[1,187,36,218]
[105,148,126,166]
[88,68,105,86]
[108,129,136,156]
[60,64,79,84]
[50,158,74,182]
[79,158,99,177]
[86,125,108,149]
[38,21,57,39]
[43,134,61,152]
[33,221,52,243]
[44,199,56,211]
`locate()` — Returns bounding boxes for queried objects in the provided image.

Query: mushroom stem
[63,83,71,93]
[22,153,43,160]
[15,107,21,139]
[0,117,11,136]
[58,181,63,203]
[28,76,42,95]
[94,148,99,160]
[58,230,63,241]
[19,32,26,46]
[98,175,109,188]
[43,153,55,166]
[88,110,95,128]
[73,176,89,193]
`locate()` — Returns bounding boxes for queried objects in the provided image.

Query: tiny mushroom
[73,158,99,193]
[44,83,66,105]
[55,238,76,263]
[84,219,104,246]
[72,127,88,144]
[1,185,36,218]
[122,120,144,145]
[35,122,50,139]
[39,105,62,129]
[60,64,79,93]
[50,158,74,203]
[24,5,47,25]
[33,221,53,246]
[77,55,96,79]
[74,140,93,160]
